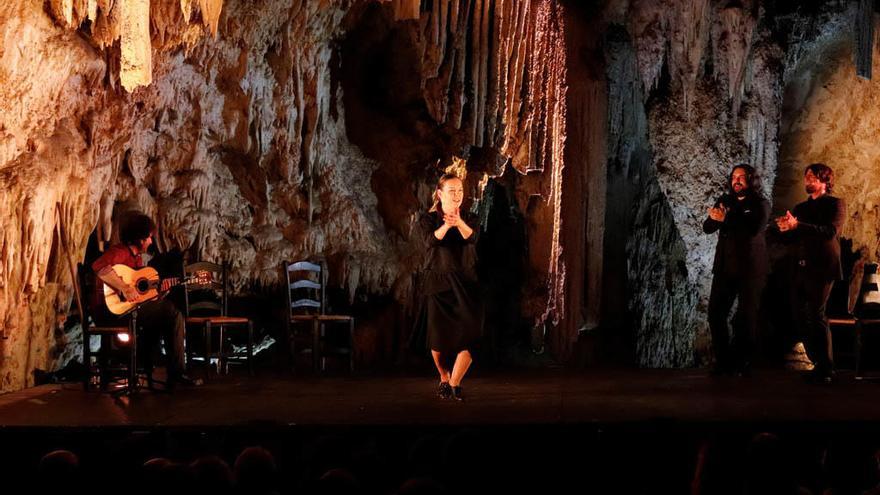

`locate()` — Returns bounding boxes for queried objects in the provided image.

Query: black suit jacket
[703,191,770,279]
[784,195,846,281]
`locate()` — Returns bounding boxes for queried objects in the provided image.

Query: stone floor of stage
[2,367,880,428]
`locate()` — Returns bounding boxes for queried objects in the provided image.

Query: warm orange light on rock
[45,0,225,92]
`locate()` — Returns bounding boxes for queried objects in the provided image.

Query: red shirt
[92,244,143,272]
[91,244,143,314]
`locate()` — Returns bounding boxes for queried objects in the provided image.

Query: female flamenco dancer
[413,173,483,401]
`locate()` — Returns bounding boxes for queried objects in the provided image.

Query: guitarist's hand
[98,266,141,303]
[121,286,141,303]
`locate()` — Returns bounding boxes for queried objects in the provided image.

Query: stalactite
[198,0,224,36]
[628,0,668,97]
[181,0,194,23]
[856,0,874,79]
[45,0,225,92]
[403,0,570,344]
[119,0,152,91]
[712,3,757,116]
[670,0,711,116]
[415,0,564,174]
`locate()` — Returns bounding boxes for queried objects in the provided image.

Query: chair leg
[146,364,155,390]
[247,321,254,376]
[320,322,327,372]
[289,321,296,373]
[349,318,355,373]
[218,325,225,374]
[99,334,110,391]
[129,315,138,394]
[202,323,214,379]
[205,322,213,378]
[83,331,91,391]
[312,319,320,373]
[101,339,111,391]
[185,326,193,372]
[856,321,864,379]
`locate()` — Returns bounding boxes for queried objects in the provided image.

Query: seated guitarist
[91,213,195,388]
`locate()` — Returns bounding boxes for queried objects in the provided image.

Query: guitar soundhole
[136,279,150,292]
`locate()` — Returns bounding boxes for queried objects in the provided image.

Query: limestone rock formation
[2,0,880,391]
[777,5,880,260]
[0,0,572,391]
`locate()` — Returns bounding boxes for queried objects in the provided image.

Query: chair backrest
[857,262,880,318]
[75,263,95,326]
[284,260,325,318]
[182,261,227,317]
[76,262,132,328]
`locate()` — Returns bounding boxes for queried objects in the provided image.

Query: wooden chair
[827,257,866,371]
[182,261,254,376]
[75,263,140,393]
[284,260,355,372]
[854,263,880,379]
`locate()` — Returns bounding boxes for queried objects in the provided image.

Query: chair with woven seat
[182,261,254,376]
[828,257,868,373]
[853,262,880,379]
[75,263,141,393]
[284,260,355,372]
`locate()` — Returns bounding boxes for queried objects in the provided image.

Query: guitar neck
[158,277,183,292]
[158,274,206,292]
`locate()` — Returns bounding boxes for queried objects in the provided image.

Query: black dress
[411,210,483,354]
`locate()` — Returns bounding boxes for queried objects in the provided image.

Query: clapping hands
[708,204,728,222]
[775,210,798,232]
[443,209,462,228]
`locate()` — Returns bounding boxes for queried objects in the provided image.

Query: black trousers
[708,272,764,368]
[96,298,186,379]
[790,272,834,375]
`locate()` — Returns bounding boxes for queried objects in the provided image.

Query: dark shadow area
[9,422,880,495]
[338,1,448,239]
[476,178,528,362]
[760,236,862,368]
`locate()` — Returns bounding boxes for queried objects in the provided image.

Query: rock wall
[0,0,405,390]
[597,0,782,366]
[777,7,880,262]
[0,0,574,391]
[603,23,696,367]
[3,0,876,390]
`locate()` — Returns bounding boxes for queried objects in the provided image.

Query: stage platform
[2,368,880,428]
[5,368,880,494]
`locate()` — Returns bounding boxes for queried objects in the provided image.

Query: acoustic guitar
[103,264,211,315]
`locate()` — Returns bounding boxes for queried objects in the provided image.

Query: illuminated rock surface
[0,0,873,390]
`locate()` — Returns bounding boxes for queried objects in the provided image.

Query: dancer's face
[438,178,464,211]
